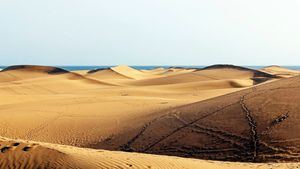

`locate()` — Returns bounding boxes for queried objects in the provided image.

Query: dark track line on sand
[172,114,250,149]
[142,101,240,152]
[120,111,174,151]
[261,112,289,136]
[121,84,300,160]
[152,147,242,156]
[188,126,248,151]
[121,98,239,151]
[121,101,239,151]
[240,94,258,161]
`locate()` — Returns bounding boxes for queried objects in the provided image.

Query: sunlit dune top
[261,65,300,78]
[262,65,299,73]
[87,65,162,80]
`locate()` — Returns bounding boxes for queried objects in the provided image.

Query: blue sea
[0,65,300,71]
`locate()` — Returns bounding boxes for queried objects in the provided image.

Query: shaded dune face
[199,65,279,85]
[86,68,133,80]
[111,75,300,162]
[202,65,277,78]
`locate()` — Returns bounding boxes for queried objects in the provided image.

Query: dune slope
[1,137,300,169]
[105,75,300,162]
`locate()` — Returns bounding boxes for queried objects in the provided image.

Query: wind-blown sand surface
[0,64,298,168]
[1,137,300,169]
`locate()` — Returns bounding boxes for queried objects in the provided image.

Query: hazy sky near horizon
[1,0,300,66]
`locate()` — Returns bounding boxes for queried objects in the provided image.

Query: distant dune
[0,64,298,168]
[86,66,134,80]
[128,64,277,86]
[0,65,113,90]
[1,65,69,74]
[197,64,278,84]
[261,65,300,78]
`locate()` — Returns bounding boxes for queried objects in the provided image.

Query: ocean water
[0,65,300,71]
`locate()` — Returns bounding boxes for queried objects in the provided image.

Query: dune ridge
[201,64,277,78]
[87,67,133,80]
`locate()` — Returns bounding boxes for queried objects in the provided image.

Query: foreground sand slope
[1,137,299,169]
[105,74,300,162]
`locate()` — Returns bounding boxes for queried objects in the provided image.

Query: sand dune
[0,65,250,148]
[157,67,196,76]
[86,65,166,85]
[140,67,168,75]
[109,74,300,162]
[0,65,67,82]
[106,65,162,80]
[261,65,300,78]
[0,65,112,86]
[0,64,298,168]
[128,73,216,86]
[1,65,69,74]
[128,65,276,86]
[195,65,277,84]
[1,137,299,169]
[0,137,72,169]
[87,66,200,85]
[87,68,133,80]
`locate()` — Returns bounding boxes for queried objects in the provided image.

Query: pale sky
[1,0,300,66]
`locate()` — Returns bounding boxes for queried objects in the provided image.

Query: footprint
[160,102,168,104]
[1,146,10,153]
[125,163,133,167]
[12,143,20,147]
[22,146,31,152]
